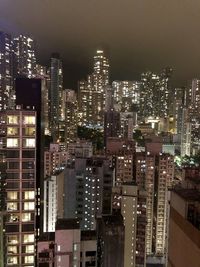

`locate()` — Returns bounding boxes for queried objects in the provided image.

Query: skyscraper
[4,108,37,267]
[136,152,174,264]
[139,68,172,121]
[63,89,78,146]
[78,49,110,126]
[187,79,200,154]
[36,64,50,135]
[49,53,63,140]
[13,35,36,78]
[64,157,113,230]
[112,80,140,112]
[0,32,14,111]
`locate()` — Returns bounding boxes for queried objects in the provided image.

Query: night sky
[1,0,200,89]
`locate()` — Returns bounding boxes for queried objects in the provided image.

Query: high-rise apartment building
[35,64,50,135]
[173,87,185,135]
[43,171,65,232]
[0,32,14,111]
[44,143,68,177]
[15,78,45,239]
[187,79,200,154]
[49,53,63,139]
[63,89,78,146]
[104,110,120,146]
[139,68,172,121]
[78,49,109,126]
[136,152,174,264]
[112,183,146,267]
[106,138,135,186]
[4,108,37,267]
[13,35,36,78]
[120,112,136,139]
[112,80,140,112]
[77,79,92,126]
[181,107,191,157]
[64,157,113,230]
[121,184,138,267]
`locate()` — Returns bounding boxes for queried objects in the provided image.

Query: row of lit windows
[7,115,36,125]
[7,255,34,265]
[7,212,33,223]
[7,138,35,148]
[7,202,35,211]
[7,234,34,244]
[7,127,35,136]
[7,191,35,200]
[7,244,34,254]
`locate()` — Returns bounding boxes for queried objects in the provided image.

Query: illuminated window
[7,202,18,211]
[22,213,31,222]
[24,255,34,263]
[24,191,35,200]
[7,191,18,200]
[7,116,18,124]
[7,127,19,136]
[24,116,35,125]
[24,202,35,210]
[7,256,18,265]
[7,138,19,148]
[23,234,34,243]
[24,127,35,136]
[8,214,19,223]
[25,245,34,253]
[7,246,17,254]
[7,235,18,244]
[23,139,35,148]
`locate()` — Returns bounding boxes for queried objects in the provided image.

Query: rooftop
[173,187,200,202]
[56,218,80,230]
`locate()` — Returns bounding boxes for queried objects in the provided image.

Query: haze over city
[1,0,200,87]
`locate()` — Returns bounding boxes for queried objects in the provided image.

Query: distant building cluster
[0,30,200,267]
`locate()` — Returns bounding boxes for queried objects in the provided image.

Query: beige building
[136,152,174,263]
[168,187,200,267]
[44,143,68,176]
[121,184,138,267]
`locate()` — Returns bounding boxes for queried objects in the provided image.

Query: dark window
[22,161,34,169]
[6,182,19,189]
[5,224,19,233]
[22,181,35,189]
[22,172,35,179]
[85,261,96,267]
[22,224,34,232]
[85,251,96,257]
[6,150,19,158]
[22,151,35,158]
[8,162,19,169]
[6,173,19,179]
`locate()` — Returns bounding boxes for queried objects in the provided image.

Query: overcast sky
[1,0,200,88]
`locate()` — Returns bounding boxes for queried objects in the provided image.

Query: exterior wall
[55,229,80,267]
[43,172,64,232]
[168,207,200,267]
[81,240,97,267]
[121,185,138,267]
[5,110,37,267]
[170,191,187,218]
